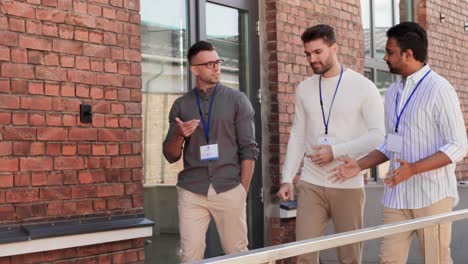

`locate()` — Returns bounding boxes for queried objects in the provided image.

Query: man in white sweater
[277,24,385,264]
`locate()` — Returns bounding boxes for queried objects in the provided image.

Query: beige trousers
[177,184,248,263]
[379,197,453,264]
[295,181,365,264]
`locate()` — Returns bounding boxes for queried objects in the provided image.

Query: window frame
[361,0,415,181]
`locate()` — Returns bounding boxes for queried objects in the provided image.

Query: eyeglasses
[191,59,224,69]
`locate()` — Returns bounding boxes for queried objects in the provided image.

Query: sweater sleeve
[331,81,385,158]
[281,86,307,183]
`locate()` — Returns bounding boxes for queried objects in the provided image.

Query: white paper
[387,134,403,153]
[200,144,219,161]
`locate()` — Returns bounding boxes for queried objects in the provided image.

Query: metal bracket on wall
[256,20,260,37]
[260,187,264,203]
[257,88,262,104]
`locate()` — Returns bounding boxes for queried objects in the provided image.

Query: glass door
[205,2,245,91]
[202,0,263,258]
[141,0,261,263]
[141,1,188,263]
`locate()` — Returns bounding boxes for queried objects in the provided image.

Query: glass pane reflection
[361,0,371,57]
[206,2,241,90]
[141,0,188,186]
[141,0,188,93]
[375,0,393,27]
[364,67,374,81]
[375,0,393,59]
[376,69,394,97]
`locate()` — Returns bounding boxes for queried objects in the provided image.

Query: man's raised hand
[328,156,361,183]
[175,117,200,138]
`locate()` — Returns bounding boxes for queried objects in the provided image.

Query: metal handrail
[192,208,468,264]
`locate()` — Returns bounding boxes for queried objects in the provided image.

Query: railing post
[424,224,440,264]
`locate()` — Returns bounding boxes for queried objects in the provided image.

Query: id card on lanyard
[200,144,219,161]
[318,64,343,145]
[317,136,336,145]
[388,69,431,153]
[195,84,219,161]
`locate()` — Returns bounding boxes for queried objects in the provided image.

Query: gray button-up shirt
[163,84,259,195]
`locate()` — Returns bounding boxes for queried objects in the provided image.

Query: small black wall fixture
[439,13,445,23]
[79,104,92,123]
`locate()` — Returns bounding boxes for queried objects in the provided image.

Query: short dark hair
[386,22,428,63]
[301,24,336,45]
[187,41,215,64]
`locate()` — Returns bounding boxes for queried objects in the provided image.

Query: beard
[387,62,400,74]
[310,62,333,75]
[310,55,334,75]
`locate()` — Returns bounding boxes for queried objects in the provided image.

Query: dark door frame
[188,0,264,251]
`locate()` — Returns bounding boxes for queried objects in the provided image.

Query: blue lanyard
[319,64,343,135]
[194,84,218,143]
[394,69,431,133]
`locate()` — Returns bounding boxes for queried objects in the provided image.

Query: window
[206,3,243,90]
[361,0,417,90]
[140,1,247,186]
[360,0,416,180]
[141,0,188,185]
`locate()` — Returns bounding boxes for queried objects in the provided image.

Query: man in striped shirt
[330,22,467,263]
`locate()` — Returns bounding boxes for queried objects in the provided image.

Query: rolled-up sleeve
[235,92,259,160]
[377,141,391,160]
[162,99,181,162]
[435,85,468,163]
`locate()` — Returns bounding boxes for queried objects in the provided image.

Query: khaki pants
[379,197,453,264]
[177,184,248,263]
[295,181,365,264]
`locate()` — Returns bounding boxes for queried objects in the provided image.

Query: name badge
[387,134,403,153]
[200,144,219,161]
[317,136,336,145]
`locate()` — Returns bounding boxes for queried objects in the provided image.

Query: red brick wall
[0,0,144,261]
[265,0,365,262]
[422,0,468,180]
[265,0,467,262]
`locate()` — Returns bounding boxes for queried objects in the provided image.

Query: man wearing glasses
[163,41,258,262]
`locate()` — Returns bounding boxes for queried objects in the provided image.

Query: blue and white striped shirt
[378,65,468,209]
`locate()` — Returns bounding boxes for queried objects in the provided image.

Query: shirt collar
[396,64,431,88]
[407,64,431,83]
[195,84,220,97]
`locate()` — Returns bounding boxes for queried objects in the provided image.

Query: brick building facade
[263,0,467,262]
[0,0,466,263]
[0,0,147,262]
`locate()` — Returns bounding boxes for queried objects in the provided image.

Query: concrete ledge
[0,215,154,257]
[280,200,297,219]
[23,214,153,240]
